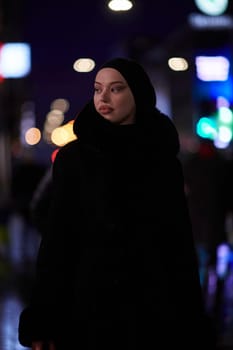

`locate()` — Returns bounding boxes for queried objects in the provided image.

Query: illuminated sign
[188,13,233,29]
[0,43,31,78]
[194,0,228,16]
[195,56,230,81]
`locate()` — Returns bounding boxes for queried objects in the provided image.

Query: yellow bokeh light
[168,57,188,71]
[46,109,64,125]
[51,120,77,147]
[108,0,133,11]
[73,58,95,73]
[25,127,41,145]
[50,98,70,113]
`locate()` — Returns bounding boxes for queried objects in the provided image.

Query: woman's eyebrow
[94,80,125,85]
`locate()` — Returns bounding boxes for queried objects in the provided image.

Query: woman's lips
[99,106,113,114]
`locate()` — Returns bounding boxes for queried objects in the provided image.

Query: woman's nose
[100,89,109,101]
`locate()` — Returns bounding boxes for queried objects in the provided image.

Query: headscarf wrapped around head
[100,57,156,117]
[73,57,180,156]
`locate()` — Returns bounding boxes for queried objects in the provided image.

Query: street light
[108,0,133,12]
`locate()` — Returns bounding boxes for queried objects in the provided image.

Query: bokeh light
[24,127,41,145]
[73,58,95,72]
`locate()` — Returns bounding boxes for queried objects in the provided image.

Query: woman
[18,57,215,349]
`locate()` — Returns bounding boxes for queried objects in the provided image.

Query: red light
[51,148,60,163]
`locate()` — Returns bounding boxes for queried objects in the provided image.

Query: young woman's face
[94,68,136,125]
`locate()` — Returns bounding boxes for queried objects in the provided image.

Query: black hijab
[73,57,180,156]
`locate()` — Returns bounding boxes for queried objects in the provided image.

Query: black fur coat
[18,102,215,349]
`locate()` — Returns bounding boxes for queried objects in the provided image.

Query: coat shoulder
[57,139,81,158]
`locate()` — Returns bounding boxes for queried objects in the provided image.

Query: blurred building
[0,0,31,205]
[135,2,233,155]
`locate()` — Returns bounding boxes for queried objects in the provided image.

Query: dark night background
[0,0,232,164]
[1,0,233,137]
[2,0,202,128]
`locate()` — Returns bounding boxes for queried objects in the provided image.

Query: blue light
[0,43,31,78]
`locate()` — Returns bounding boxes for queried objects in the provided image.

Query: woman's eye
[111,85,124,93]
[94,87,101,93]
